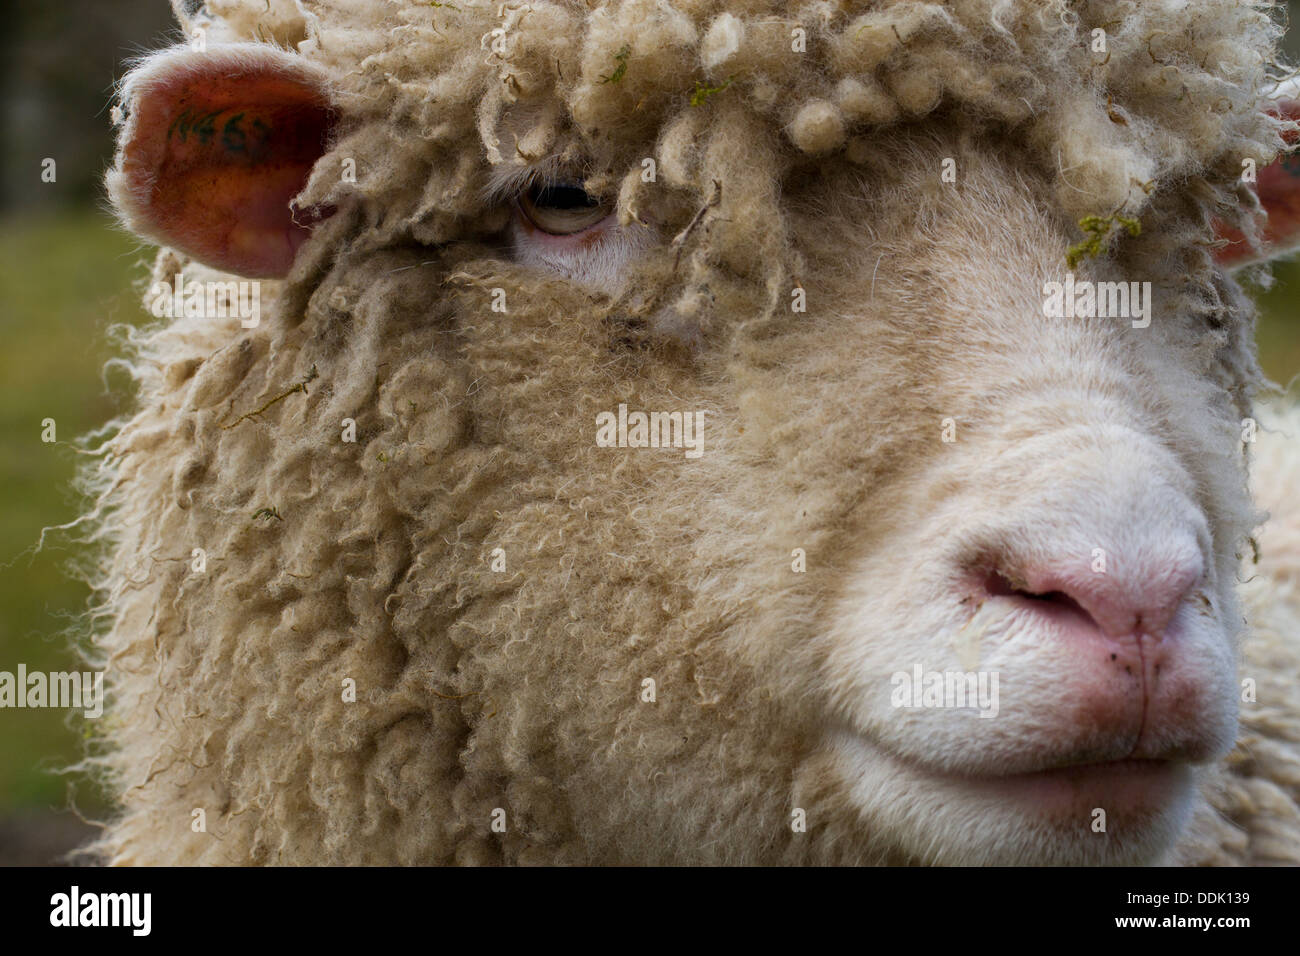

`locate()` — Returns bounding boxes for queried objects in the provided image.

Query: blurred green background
[0,0,175,863]
[2,2,1300,864]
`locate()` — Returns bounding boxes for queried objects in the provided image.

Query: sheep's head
[96,0,1300,865]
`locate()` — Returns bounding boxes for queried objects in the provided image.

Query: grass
[0,210,1298,816]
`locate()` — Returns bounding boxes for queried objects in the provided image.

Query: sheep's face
[525,134,1246,866]
[105,25,1285,866]
[750,142,1247,865]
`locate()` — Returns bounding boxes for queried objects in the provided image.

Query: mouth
[963,757,1188,813]
[828,726,1202,864]
[888,744,1192,821]
[838,724,1194,822]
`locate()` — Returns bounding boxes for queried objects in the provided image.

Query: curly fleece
[83,0,1300,864]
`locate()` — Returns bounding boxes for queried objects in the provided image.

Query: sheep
[81,0,1300,865]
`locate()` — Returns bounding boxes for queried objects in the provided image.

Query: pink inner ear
[121,58,334,278]
[1213,100,1300,267]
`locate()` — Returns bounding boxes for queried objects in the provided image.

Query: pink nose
[989,544,1204,639]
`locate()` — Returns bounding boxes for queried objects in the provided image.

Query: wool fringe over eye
[135,0,1296,337]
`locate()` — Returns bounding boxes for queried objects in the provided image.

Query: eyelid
[524,169,593,197]
[484,158,587,207]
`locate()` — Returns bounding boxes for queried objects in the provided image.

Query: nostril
[979,546,1204,640]
[982,569,1103,631]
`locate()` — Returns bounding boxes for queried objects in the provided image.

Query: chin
[828,730,1202,865]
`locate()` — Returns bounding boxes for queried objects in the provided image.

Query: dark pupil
[533,185,597,209]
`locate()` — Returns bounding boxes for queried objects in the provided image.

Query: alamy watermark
[595,404,705,459]
[0,664,103,718]
[1042,274,1151,329]
[50,886,150,936]
[890,664,1000,718]
[148,274,261,328]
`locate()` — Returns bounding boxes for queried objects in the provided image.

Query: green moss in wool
[600,44,631,84]
[1066,214,1143,269]
[689,76,734,107]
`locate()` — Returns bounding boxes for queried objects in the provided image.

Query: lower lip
[836,730,1197,823]
[957,759,1190,816]
[846,728,1193,814]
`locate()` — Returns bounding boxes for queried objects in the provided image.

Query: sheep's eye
[518,182,611,235]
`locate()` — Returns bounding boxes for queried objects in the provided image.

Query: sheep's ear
[1214,80,1300,269]
[107,44,334,278]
